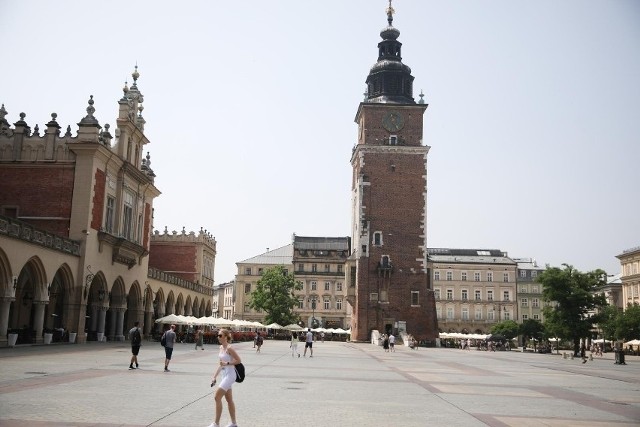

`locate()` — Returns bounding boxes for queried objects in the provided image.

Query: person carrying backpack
[209,328,242,427]
[129,321,142,370]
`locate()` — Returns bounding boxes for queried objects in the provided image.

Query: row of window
[296,263,344,273]
[435,296,541,308]
[244,281,344,294]
[434,271,513,282]
[242,267,290,276]
[241,264,347,276]
[435,289,512,301]
[243,297,344,313]
[437,307,512,321]
[437,308,542,322]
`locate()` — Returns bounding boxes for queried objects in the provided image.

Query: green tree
[597,304,621,343]
[490,320,519,340]
[519,319,545,350]
[249,266,302,326]
[538,264,607,356]
[619,303,640,341]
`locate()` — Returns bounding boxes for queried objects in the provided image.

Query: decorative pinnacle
[386,0,395,26]
[86,95,95,117]
[132,65,139,83]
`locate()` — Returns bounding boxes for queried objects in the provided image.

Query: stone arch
[0,246,13,298]
[184,295,193,316]
[165,291,175,315]
[88,271,109,307]
[9,256,49,343]
[85,271,108,341]
[45,264,74,333]
[125,281,143,333]
[205,300,212,317]
[110,277,127,307]
[105,277,127,341]
[176,293,185,315]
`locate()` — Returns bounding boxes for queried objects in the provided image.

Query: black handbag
[234,363,245,383]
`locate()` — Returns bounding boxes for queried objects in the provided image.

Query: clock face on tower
[382,111,404,132]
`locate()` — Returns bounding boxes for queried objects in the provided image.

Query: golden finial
[386,0,395,25]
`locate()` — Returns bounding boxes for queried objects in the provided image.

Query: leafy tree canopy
[538,264,607,354]
[519,319,545,344]
[490,320,519,340]
[249,266,302,326]
[619,303,640,340]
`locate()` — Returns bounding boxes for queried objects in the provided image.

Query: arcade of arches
[0,247,212,345]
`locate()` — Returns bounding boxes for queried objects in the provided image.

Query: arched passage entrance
[44,265,74,342]
[10,257,47,344]
[86,272,108,341]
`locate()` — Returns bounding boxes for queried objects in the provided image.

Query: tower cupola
[365,1,415,104]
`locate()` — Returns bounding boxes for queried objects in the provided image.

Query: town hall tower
[347,3,438,342]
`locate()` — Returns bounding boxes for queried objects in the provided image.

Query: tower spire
[386,0,395,26]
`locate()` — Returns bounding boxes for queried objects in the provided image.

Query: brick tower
[347,3,438,342]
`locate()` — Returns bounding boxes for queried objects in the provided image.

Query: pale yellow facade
[430,249,518,334]
[617,246,640,308]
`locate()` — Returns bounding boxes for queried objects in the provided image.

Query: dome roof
[380,25,400,41]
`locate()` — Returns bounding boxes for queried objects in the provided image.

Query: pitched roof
[237,244,293,265]
[428,248,515,265]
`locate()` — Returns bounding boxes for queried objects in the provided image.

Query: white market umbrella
[623,339,640,346]
[183,315,199,325]
[212,318,236,327]
[266,323,283,329]
[155,314,183,324]
[284,323,303,331]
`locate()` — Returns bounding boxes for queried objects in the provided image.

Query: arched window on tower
[373,231,383,246]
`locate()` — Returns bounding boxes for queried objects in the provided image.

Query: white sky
[2,1,639,283]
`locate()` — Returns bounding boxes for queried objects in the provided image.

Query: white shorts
[218,366,235,391]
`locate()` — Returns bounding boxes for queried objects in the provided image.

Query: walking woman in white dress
[208,329,241,427]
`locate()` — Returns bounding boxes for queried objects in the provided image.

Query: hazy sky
[2,1,639,283]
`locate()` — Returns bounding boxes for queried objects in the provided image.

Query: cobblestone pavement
[0,340,639,427]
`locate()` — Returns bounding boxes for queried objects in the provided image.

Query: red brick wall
[149,243,198,282]
[91,169,105,231]
[0,164,74,236]
[351,103,437,342]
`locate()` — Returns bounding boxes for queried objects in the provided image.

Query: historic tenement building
[430,249,517,334]
[0,68,213,345]
[513,258,545,323]
[293,236,351,329]
[347,5,438,341]
[234,235,351,329]
[235,245,293,323]
[617,246,640,308]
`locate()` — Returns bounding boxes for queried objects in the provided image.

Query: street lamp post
[308,296,317,328]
